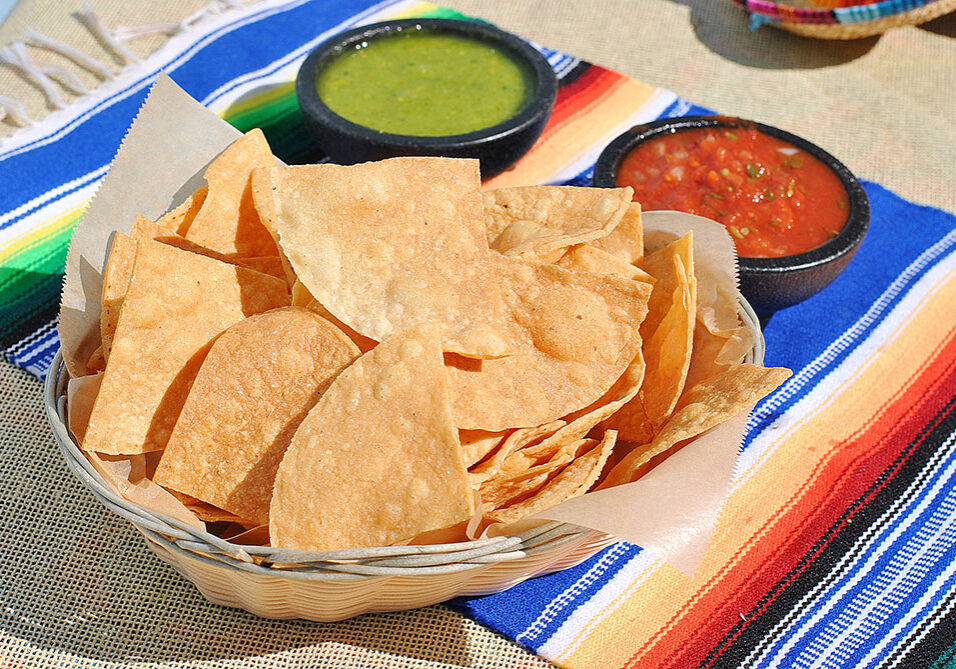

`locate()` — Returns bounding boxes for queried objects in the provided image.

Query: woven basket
[44,295,764,622]
[734,0,956,38]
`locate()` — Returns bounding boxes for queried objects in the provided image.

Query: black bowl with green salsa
[295,19,558,177]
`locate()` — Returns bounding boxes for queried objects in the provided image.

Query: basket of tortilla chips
[46,79,789,622]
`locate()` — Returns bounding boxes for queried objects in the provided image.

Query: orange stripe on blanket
[657,328,956,669]
[483,68,654,189]
[557,267,956,669]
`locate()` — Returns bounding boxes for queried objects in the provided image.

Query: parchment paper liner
[59,74,752,574]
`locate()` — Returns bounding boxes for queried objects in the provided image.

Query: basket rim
[733,0,946,23]
[45,291,764,577]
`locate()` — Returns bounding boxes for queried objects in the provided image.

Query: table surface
[1,1,954,667]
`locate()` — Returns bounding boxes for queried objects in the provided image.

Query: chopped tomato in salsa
[615,126,849,257]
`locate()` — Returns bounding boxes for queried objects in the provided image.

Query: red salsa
[615,126,849,257]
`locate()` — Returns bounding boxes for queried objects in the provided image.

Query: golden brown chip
[460,430,509,469]
[153,307,360,525]
[183,129,279,259]
[290,279,377,353]
[133,215,290,286]
[270,326,474,551]
[468,420,566,484]
[269,158,513,359]
[501,350,645,477]
[151,185,207,237]
[447,256,651,431]
[589,202,643,263]
[83,239,290,455]
[556,244,655,283]
[603,234,696,443]
[486,430,617,525]
[249,167,298,286]
[600,364,791,488]
[169,490,258,527]
[683,320,754,392]
[100,232,137,358]
[235,255,286,281]
[482,186,633,260]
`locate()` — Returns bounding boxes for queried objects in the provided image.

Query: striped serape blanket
[3,1,956,667]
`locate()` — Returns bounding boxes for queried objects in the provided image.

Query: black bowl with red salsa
[593,116,869,315]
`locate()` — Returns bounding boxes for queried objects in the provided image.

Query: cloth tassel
[0,93,33,125]
[80,3,141,65]
[0,43,66,109]
[113,23,182,41]
[24,28,114,80]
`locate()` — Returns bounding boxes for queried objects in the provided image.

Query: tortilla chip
[460,430,509,469]
[83,239,290,455]
[447,257,651,430]
[600,364,791,487]
[249,166,297,286]
[153,307,360,525]
[486,430,617,525]
[482,186,633,260]
[235,255,286,281]
[589,202,643,263]
[270,326,474,551]
[169,490,258,527]
[604,234,696,443]
[557,244,655,283]
[183,129,279,259]
[290,279,377,353]
[100,232,137,358]
[133,215,290,286]
[480,434,607,514]
[468,420,566,484]
[684,320,754,392]
[151,185,207,237]
[643,211,740,336]
[501,349,645,477]
[268,158,513,359]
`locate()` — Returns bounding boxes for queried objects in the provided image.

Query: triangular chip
[447,257,651,430]
[100,232,137,358]
[268,158,512,359]
[600,364,791,488]
[183,129,279,258]
[169,491,258,528]
[482,186,633,260]
[250,166,297,286]
[460,430,510,470]
[589,202,643,264]
[486,430,617,525]
[83,239,290,455]
[270,326,474,551]
[468,420,566,484]
[556,244,655,283]
[604,234,696,442]
[151,185,207,237]
[153,307,360,525]
[290,279,377,353]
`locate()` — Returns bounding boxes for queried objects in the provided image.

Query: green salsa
[316,29,535,137]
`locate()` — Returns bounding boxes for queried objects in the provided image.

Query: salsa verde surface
[616,126,850,258]
[316,30,534,137]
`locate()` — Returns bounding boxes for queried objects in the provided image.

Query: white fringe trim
[24,28,114,81]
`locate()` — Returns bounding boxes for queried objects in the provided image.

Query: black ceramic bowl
[295,19,558,177]
[593,116,870,316]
